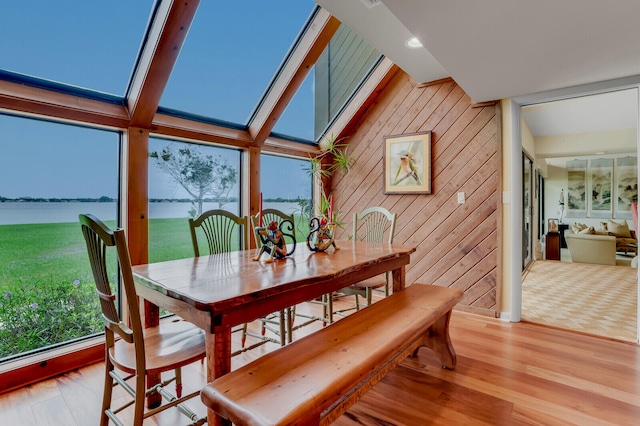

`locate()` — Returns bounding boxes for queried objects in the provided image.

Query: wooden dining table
[132,240,415,423]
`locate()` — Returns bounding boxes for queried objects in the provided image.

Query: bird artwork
[393,144,422,186]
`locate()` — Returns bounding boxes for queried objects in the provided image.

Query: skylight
[0,0,154,95]
[160,1,316,128]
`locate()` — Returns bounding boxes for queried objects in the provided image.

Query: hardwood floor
[1,298,640,425]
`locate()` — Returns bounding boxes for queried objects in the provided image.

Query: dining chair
[189,209,249,257]
[245,209,297,347]
[79,214,206,426]
[334,206,397,315]
[250,209,334,341]
[189,209,260,355]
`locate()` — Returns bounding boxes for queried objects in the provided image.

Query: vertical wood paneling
[333,72,500,315]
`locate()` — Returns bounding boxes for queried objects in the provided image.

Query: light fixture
[595,151,606,155]
[406,37,422,48]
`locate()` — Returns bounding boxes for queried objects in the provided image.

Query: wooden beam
[0,80,129,128]
[245,147,260,249]
[128,0,200,128]
[125,127,149,268]
[151,113,253,148]
[248,9,341,146]
[262,135,320,158]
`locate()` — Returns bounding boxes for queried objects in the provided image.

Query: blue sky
[0,1,315,200]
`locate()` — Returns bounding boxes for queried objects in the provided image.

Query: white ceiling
[316,0,639,156]
[318,0,640,104]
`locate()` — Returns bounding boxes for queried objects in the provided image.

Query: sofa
[564,231,617,265]
[564,219,637,265]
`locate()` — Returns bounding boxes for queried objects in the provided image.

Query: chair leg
[366,287,373,306]
[100,360,114,426]
[278,310,286,346]
[175,368,182,398]
[133,373,146,426]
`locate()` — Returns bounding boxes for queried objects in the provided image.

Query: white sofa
[564,230,617,266]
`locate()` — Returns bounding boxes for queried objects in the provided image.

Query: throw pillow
[578,226,595,234]
[607,219,632,238]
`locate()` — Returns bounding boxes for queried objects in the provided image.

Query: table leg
[206,329,232,426]
[144,300,162,408]
[391,265,406,293]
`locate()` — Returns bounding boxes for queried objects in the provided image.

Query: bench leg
[412,310,457,369]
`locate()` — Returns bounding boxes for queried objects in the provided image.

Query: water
[0,201,303,225]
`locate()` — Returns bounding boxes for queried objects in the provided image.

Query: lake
[0,201,303,225]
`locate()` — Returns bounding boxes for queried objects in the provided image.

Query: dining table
[132,239,415,424]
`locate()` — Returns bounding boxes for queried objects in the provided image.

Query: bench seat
[201,283,463,426]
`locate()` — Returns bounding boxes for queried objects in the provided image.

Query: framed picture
[383,131,432,194]
[547,218,559,233]
[588,158,613,218]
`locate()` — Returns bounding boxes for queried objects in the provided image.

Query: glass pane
[0,114,119,361]
[160,1,315,126]
[261,154,312,240]
[306,25,381,141]
[273,69,315,141]
[148,138,241,262]
[0,1,154,95]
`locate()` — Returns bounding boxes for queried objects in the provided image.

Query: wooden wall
[332,72,501,316]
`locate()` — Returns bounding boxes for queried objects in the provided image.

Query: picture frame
[547,218,559,234]
[383,131,432,194]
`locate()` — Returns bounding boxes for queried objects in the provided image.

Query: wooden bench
[200,283,463,426]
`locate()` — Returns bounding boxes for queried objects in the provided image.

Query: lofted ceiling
[317,0,640,103]
[317,0,640,160]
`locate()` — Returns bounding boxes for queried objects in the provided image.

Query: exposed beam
[128,0,199,128]
[263,136,320,158]
[152,113,253,149]
[0,80,129,128]
[321,57,399,147]
[249,8,341,146]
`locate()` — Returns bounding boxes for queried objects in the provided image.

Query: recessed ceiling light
[406,37,422,48]
[595,151,606,155]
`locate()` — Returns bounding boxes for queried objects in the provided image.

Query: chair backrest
[189,209,249,257]
[250,208,296,248]
[352,206,397,244]
[79,214,144,353]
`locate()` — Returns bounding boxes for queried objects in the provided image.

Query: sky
[0,1,316,200]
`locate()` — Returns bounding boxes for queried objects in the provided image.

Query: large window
[148,138,242,262]
[0,114,120,362]
[261,154,313,240]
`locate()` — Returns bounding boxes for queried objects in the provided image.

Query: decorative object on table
[252,220,296,262]
[548,218,559,233]
[383,131,432,194]
[558,189,565,223]
[306,216,338,252]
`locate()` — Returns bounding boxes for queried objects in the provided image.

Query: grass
[0,215,312,360]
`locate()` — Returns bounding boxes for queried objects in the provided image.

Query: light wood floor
[2,298,640,425]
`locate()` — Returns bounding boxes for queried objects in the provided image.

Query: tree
[149,144,237,217]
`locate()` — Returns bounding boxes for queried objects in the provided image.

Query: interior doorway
[511,81,640,343]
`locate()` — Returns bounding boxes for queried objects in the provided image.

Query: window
[0,114,120,362]
[160,1,315,126]
[148,138,241,262]
[260,154,313,240]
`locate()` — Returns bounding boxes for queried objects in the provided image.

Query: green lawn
[0,215,311,359]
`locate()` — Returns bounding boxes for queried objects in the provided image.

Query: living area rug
[522,260,638,342]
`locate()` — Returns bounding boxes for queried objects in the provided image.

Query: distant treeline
[1,196,308,203]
